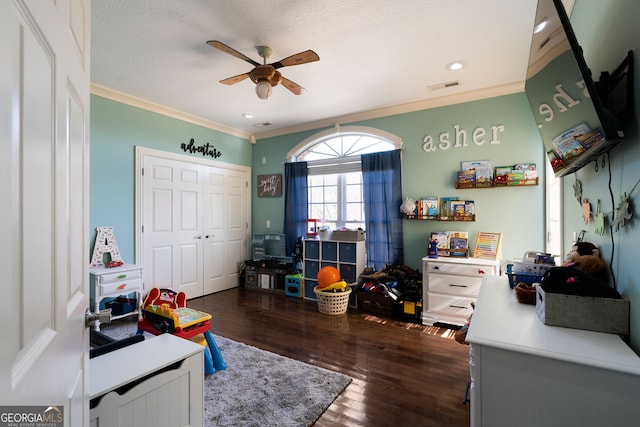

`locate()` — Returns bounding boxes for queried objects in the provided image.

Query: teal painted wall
[90,95,252,263]
[89,0,640,353]
[563,0,640,352]
[253,93,546,271]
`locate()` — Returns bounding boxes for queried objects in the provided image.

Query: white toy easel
[90,226,124,267]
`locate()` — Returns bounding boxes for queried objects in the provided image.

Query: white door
[1,0,90,425]
[202,167,247,294]
[139,149,249,299]
[142,155,204,298]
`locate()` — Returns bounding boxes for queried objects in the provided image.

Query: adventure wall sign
[422,123,505,153]
[181,138,222,159]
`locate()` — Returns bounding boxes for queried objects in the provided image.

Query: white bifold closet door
[139,150,249,299]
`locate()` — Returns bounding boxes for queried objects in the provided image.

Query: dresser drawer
[96,268,143,285]
[426,261,494,278]
[99,278,143,296]
[426,292,475,318]
[427,273,483,296]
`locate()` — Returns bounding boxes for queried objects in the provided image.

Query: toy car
[106,261,124,268]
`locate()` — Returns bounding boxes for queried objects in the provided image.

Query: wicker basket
[313,286,352,315]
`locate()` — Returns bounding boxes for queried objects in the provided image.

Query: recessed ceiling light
[242,113,254,119]
[446,61,465,71]
[534,17,548,34]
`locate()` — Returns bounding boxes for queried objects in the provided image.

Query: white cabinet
[466,276,640,427]
[422,256,499,326]
[303,239,365,301]
[90,264,144,331]
[90,334,204,427]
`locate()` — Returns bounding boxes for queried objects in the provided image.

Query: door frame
[134,146,252,278]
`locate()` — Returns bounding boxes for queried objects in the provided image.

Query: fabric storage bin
[535,285,630,335]
[332,230,365,241]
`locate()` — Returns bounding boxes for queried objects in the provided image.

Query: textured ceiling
[91,0,561,140]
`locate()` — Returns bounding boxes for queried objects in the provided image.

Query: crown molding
[254,81,525,140]
[90,83,254,141]
[91,81,524,143]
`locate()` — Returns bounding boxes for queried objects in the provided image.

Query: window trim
[286,125,402,162]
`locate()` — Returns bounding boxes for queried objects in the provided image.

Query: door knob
[85,308,112,328]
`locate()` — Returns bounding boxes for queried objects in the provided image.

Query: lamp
[255,81,272,100]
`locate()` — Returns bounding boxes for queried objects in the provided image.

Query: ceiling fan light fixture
[255,81,272,100]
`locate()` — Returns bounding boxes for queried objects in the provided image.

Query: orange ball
[316,266,341,288]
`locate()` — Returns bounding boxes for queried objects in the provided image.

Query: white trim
[287,126,402,162]
[134,146,252,265]
[91,83,255,142]
[91,80,522,143]
[259,81,523,140]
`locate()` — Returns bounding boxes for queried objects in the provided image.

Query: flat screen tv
[524,0,634,177]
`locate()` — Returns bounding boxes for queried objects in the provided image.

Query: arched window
[288,126,401,232]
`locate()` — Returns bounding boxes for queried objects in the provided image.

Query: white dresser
[422,256,499,326]
[466,275,640,427]
[90,263,144,330]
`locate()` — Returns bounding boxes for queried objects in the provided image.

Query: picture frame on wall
[257,173,282,197]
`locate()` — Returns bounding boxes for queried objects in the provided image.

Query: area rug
[98,321,352,427]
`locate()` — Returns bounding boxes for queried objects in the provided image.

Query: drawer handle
[477,269,486,275]
[118,274,127,279]
[449,304,468,309]
[117,283,128,290]
[448,284,468,288]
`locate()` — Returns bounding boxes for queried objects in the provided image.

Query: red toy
[142,287,187,310]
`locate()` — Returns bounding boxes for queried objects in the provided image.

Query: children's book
[462,160,492,187]
[456,170,476,188]
[424,197,440,218]
[430,231,450,249]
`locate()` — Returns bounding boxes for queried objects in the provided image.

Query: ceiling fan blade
[207,40,260,67]
[271,50,320,69]
[220,73,250,85]
[280,77,305,95]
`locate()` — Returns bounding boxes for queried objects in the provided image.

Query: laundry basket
[313,286,352,315]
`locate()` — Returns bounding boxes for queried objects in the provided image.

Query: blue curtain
[283,161,308,256]
[362,149,403,270]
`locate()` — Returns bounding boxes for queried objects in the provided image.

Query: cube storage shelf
[303,239,365,307]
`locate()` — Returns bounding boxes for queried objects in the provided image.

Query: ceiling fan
[207,40,319,100]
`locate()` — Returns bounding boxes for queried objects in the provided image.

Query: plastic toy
[142,287,187,310]
[321,280,347,292]
[138,287,225,375]
[317,266,341,288]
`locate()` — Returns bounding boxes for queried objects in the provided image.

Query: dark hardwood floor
[188,288,471,427]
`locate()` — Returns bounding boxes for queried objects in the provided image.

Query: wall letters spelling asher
[257,174,282,197]
[422,124,505,153]
[181,138,222,159]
